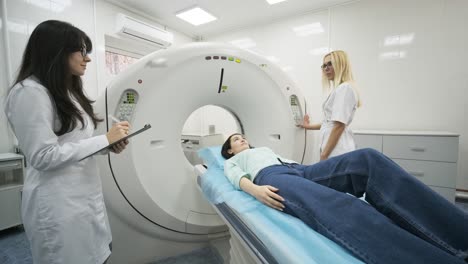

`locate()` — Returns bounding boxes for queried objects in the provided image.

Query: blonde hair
[322,50,361,107]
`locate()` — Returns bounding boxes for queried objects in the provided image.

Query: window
[105,50,139,76]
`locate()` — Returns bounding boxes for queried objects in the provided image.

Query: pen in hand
[108,114,131,135]
[108,115,121,123]
[108,115,131,133]
[108,114,130,136]
[107,115,130,151]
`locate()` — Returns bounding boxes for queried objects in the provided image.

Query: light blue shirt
[224,147,297,190]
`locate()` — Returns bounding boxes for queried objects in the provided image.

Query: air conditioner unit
[116,14,173,48]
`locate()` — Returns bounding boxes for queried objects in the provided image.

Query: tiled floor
[0,227,31,264]
[0,226,221,264]
[151,247,222,264]
[1,201,467,264]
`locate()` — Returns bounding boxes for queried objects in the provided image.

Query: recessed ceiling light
[266,0,288,5]
[176,6,217,26]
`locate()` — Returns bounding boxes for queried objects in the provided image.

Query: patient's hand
[253,185,285,211]
[239,178,285,211]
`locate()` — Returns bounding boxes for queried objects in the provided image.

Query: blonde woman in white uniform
[4,20,130,264]
[299,50,360,160]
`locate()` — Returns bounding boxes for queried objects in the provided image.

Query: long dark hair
[12,20,102,136]
[221,133,252,159]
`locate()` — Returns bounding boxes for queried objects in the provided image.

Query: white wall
[207,0,468,190]
[0,0,97,154]
[0,1,11,153]
[6,0,99,97]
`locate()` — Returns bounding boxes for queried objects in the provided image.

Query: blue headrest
[197,145,226,169]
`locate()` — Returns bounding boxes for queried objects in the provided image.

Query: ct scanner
[95,42,307,263]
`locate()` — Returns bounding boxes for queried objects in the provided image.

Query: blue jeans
[254,148,467,264]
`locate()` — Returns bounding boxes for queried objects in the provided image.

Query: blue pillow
[197,145,226,169]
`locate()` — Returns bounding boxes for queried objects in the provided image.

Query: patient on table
[220,133,468,264]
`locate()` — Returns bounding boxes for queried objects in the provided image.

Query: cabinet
[354,131,458,203]
[0,153,24,231]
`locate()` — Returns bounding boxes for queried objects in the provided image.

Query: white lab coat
[320,82,358,158]
[4,77,112,264]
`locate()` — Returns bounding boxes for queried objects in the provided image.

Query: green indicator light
[228,57,234,61]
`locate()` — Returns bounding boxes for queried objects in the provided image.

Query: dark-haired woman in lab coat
[4,20,130,264]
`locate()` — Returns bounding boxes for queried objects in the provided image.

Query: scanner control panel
[115,89,139,121]
[289,94,304,126]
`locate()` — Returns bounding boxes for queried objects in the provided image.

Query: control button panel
[116,89,139,121]
[289,94,303,126]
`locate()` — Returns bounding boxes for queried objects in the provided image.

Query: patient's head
[221,133,251,159]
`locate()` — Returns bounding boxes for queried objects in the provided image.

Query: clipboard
[79,124,152,161]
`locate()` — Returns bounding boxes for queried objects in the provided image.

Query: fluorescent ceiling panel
[176,7,217,26]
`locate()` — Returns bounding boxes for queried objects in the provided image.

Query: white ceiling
[106,0,354,39]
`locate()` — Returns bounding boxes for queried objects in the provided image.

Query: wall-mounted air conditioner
[116,13,173,48]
